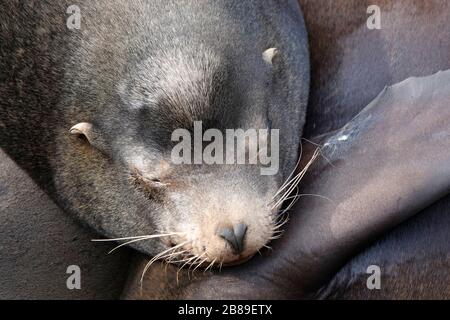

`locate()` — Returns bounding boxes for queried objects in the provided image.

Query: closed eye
[129,169,168,194]
[148,177,167,187]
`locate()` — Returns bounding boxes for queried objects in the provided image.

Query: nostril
[233,223,248,251]
[218,223,248,254]
[219,226,236,250]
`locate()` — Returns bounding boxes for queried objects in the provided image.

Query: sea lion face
[58,47,302,267]
[64,50,283,264]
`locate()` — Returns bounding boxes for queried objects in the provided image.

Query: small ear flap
[69,122,94,144]
[262,47,278,65]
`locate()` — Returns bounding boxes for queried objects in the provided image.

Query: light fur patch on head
[117,47,223,124]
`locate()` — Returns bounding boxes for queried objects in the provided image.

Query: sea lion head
[58,47,303,267]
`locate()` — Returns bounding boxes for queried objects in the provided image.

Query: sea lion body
[0,149,130,299]
[0,0,309,266]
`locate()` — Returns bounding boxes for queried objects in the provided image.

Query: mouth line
[164,251,255,268]
[219,253,255,267]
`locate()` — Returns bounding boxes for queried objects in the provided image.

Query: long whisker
[107,234,178,254]
[177,255,199,284]
[301,137,323,147]
[162,249,186,274]
[286,193,335,208]
[92,232,183,242]
[162,249,189,273]
[170,256,194,264]
[271,151,316,209]
[165,249,189,263]
[108,237,151,254]
[301,138,335,167]
[188,253,205,272]
[271,143,304,200]
[296,193,334,203]
[92,235,149,242]
[101,233,183,254]
[276,186,300,213]
[140,240,191,285]
[279,194,299,215]
[272,214,290,231]
[271,167,306,209]
[189,252,207,276]
[192,256,209,276]
[269,234,283,240]
[204,258,217,274]
[278,192,335,217]
[270,147,321,210]
[283,146,321,193]
[150,242,190,267]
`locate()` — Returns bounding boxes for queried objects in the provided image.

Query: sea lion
[0,0,309,268]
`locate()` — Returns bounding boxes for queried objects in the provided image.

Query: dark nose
[219,223,248,254]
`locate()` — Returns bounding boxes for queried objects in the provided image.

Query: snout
[167,186,277,267]
[181,217,273,266]
[206,221,255,265]
[218,222,248,255]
